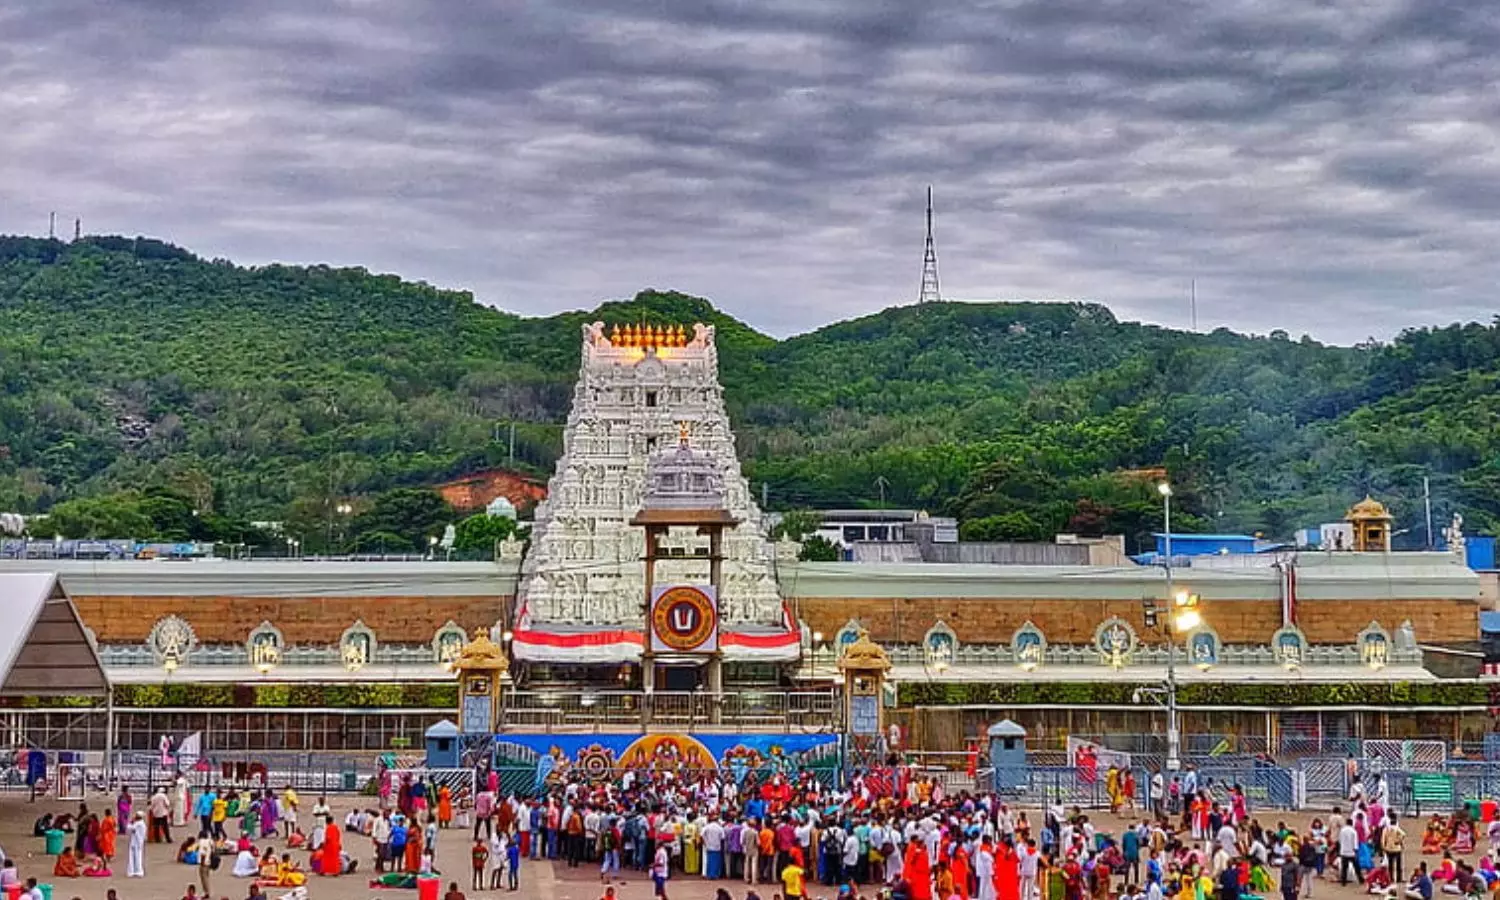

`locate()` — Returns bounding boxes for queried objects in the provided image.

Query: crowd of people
[13,761,1500,900]
[439,761,1498,900]
[9,776,455,900]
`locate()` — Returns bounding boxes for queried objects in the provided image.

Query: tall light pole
[1159,482,1181,772]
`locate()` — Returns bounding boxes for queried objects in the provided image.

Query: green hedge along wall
[898,681,1491,707]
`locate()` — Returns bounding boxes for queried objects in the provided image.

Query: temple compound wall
[10,549,1477,681]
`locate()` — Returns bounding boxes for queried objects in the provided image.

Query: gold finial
[453,627,509,672]
[609,324,621,344]
[677,421,691,447]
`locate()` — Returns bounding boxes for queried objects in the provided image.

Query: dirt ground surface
[0,792,1475,900]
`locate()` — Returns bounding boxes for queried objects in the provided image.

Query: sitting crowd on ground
[15,781,459,897]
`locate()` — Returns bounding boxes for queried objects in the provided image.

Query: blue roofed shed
[1153,533,1259,558]
[425,719,460,768]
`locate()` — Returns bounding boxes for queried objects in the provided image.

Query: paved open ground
[0,792,1470,900]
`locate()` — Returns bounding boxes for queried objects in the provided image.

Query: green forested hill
[2,234,1498,551]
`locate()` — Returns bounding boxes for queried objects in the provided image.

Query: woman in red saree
[98,812,117,867]
[998,840,1021,900]
[320,818,342,875]
[906,840,934,900]
[951,843,973,900]
[405,825,424,873]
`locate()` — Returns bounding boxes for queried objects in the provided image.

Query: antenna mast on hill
[918,186,941,304]
[48,212,56,239]
[74,219,81,242]
[1190,278,1198,331]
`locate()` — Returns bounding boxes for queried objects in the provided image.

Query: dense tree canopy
[453,512,521,553]
[3,234,1499,551]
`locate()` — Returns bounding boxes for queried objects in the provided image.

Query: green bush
[897,680,1488,707]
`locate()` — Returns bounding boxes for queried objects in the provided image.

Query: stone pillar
[839,630,891,772]
[641,526,660,729]
[453,629,509,735]
[708,527,725,724]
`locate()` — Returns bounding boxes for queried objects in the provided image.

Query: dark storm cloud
[4,0,1500,341]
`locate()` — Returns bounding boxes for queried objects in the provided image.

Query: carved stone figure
[1396,620,1418,653]
[1444,513,1466,558]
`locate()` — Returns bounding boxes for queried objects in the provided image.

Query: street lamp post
[1160,482,1181,772]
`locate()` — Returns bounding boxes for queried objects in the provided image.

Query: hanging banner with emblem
[650,584,719,654]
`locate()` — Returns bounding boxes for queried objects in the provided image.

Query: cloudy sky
[3,0,1499,342]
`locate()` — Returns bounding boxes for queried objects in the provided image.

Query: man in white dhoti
[173,774,190,828]
[1019,839,1041,900]
[975,841,997,900]
[126,811,147,878]
[232,847,260,878]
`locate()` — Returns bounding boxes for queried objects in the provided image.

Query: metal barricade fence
[1194,765,1297,809]
[107,751,377,794]
[1045,734,1272,757]
[1278,734,1362,759]
[1449,765,1500,808]
[1364,739,1448,772]
[1448,762,1500,802]
[1383,762,1500,816]
[996,764,1299,811]
[905,751,981,771]
[1014,767,1108,808]
[1294,760,1500,814]
[1297,757,1352,805]
[988,767,1136,809]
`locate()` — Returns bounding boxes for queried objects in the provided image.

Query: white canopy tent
[0,572,108,697]
[0,572,112,781]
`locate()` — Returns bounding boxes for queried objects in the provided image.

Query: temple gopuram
[509,321,799,681]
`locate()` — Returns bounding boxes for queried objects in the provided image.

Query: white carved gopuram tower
[509,321,799,674]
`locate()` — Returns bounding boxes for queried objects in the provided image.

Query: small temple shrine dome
[1346,496,1393,522]
[633,423,736,524]
[1344,494,1394,552]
